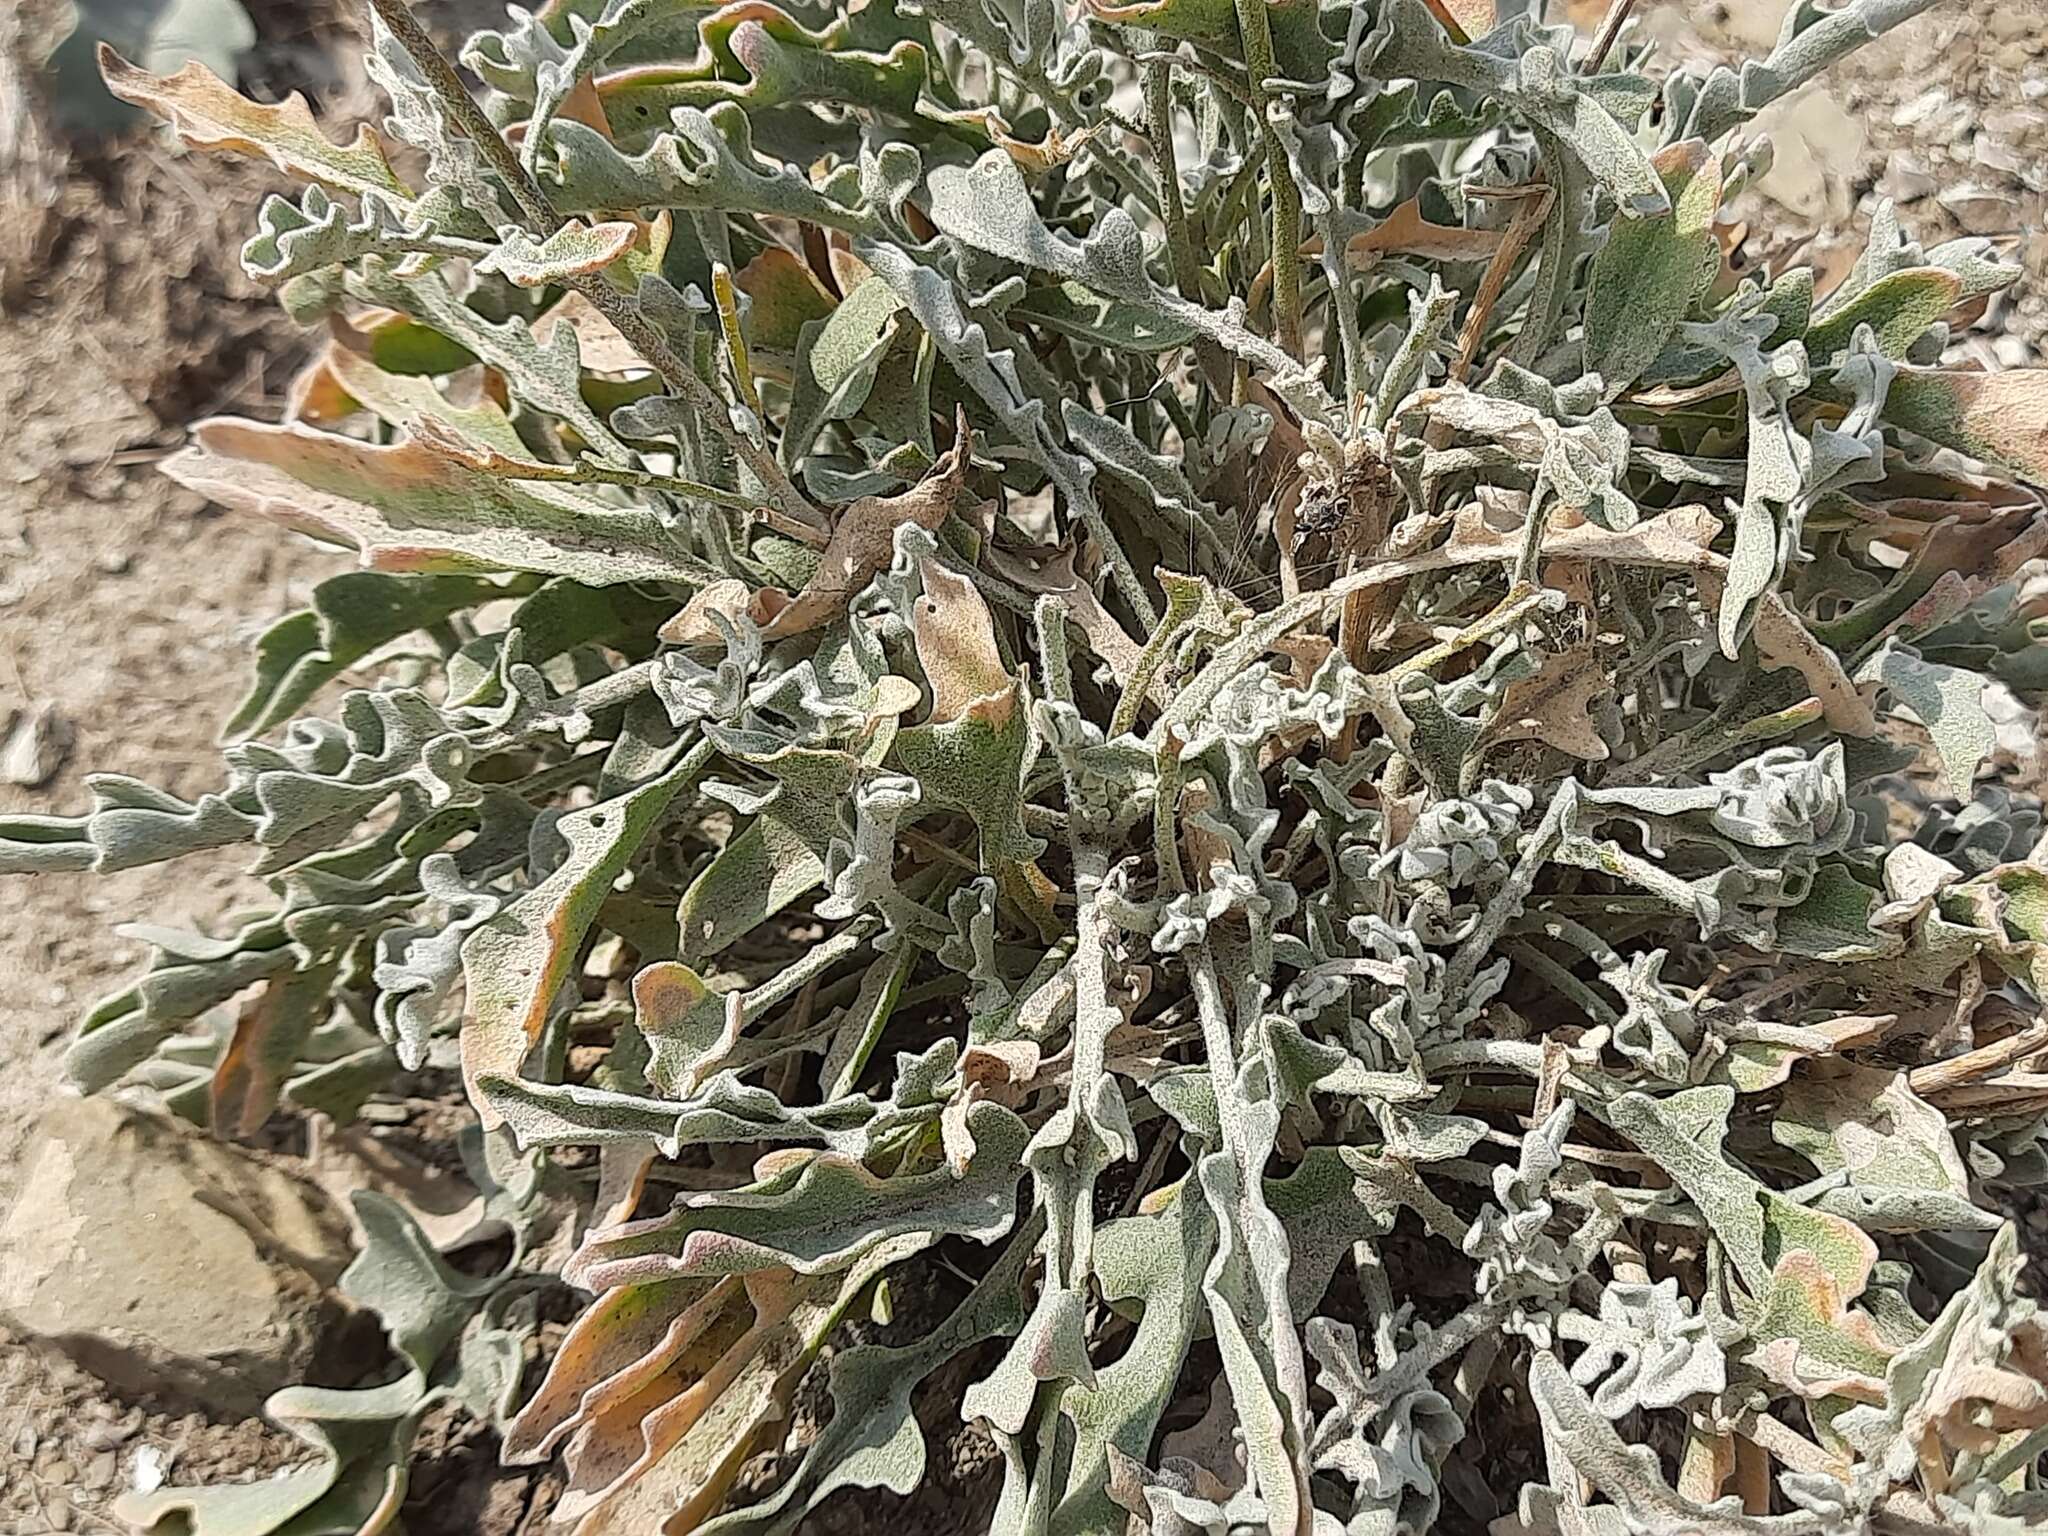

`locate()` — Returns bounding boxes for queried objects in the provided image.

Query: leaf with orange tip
[1833,1225,2048,1484]
[1421,0,1496,44]
[910,555,1009,725]
[1480,643,1613,760]
[731,246,836,353]
[162,417,709,586]
[555,1243,921,1536]
[660,579,754,647]
[462,745,707,1130]
[1753,592,1877,736]
[1881,366,2048,482]
[632,961,742,1098]
[209,963,336,1139]
[99,45,410,201]
[503,1275,744,1469]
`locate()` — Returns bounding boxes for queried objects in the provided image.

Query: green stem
[1146,56,1204,308]
[1110,577,1201,738]
[1232,0,1302,357]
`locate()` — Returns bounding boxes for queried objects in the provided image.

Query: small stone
[1993,40,2037,72]
[1937,183,2020,234]
[94,548,132,575]
[0,702,72,788]
[1893,86,1949,129]
[43,1457,75,1486]
[47,1498,73,1533]
[1987,9,2036,42]
[130,1444,171,1497]
[84,1450,119,1490]
[0,1096,366,1416]
[1973,138,2025,176]
[1995,334,2035,368]
[1881,155,1938,202]
[83,1411,140,1451]
[1982,108,2045,141]
[1755,89,1867,221]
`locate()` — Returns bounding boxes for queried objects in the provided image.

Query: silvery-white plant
[8,0,2048,1531]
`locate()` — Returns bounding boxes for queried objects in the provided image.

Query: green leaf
[163,418,709,586]
[566,1101,1030,1286]
[226,572,525,741]
[1583,141,1722,395]
[1856,640,1997,798]
[1804,265,1962,362]
[1009,281,1197,351]
[463,738,709,1121]
[478,220,642,287]
[1880,365,2048,480]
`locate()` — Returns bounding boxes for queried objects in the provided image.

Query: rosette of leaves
[9,0,2048,1531]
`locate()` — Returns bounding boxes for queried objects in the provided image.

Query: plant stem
[1145,57,1203,307]
[361,0,824,533]
[1233,0,1302,357]
[365,0,556,229]
[1580,0,1641,73]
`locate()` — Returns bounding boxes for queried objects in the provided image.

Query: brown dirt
[0,5,522,1532]
[0,2,2042,1534]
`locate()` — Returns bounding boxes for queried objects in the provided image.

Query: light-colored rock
[1981,108,2045,142]
[1994,334,2035,369]
[0,701,70,787]
[0,1096,365,1414]
[1755,89,1867,222]
[1881,154,1939,202]
[1986,9,2037,44]
[1983,680,2039,764]
[1973,137,2026,176]
[1937,182,2020,233]
[1894,86,1950,129]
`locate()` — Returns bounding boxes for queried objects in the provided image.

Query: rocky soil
[0,2,2042,1533]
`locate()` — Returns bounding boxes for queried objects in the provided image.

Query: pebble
[1937,183,2020,233]
[1972,137,2025,175]
[1981,108,2044,141]
[0,702,73,789]
[1881,155,1939,201]
[1986,9,2037,42]
[84,1449,119,1490]
[1893,86,1949,128]
[47,1498,73,1532]
[83,1412,140,1452]
[1995,334,2035,368]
